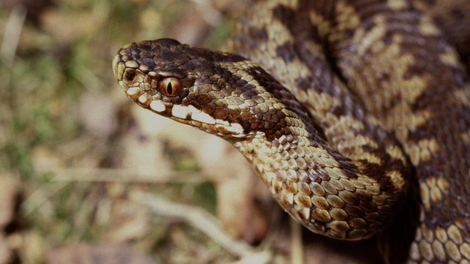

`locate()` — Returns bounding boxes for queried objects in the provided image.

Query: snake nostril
[124,69,137,82]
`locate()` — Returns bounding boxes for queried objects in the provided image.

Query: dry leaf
[120,130,173,182]
[79,92,118,139]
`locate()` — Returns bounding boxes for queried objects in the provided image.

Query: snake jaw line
[171,105,189,119]
[188,105,201,114]
[150,101,165,112]
[189,111,216,124]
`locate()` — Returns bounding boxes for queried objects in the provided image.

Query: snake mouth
[135,91,247,136]
[121,85,248,138]
[113,64,246,136]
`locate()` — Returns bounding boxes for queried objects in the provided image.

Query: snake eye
[159,77,182,97]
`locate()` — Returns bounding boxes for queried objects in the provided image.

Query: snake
[111,0,470,263]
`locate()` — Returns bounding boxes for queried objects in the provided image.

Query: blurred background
[0,0,384,263]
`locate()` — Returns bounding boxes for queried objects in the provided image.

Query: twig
[1,5,26,68]
[49,167,207,183]
[130,190,272,263]
[290,218,304,264]
[21,182,69,216]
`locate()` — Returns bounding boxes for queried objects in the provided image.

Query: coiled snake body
[112,0,470,263]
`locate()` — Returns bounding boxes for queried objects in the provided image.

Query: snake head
[113,38,296,140]
[113,39,192,114]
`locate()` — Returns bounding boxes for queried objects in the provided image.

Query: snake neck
[231,106,410,240]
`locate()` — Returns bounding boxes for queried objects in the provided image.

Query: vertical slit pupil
[168,82,173,94]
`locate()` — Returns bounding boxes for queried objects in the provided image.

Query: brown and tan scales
[112,0,470,263]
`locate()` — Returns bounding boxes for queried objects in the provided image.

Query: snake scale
[112,0,470,263]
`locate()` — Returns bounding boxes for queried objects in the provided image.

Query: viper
[112,0,470,263]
